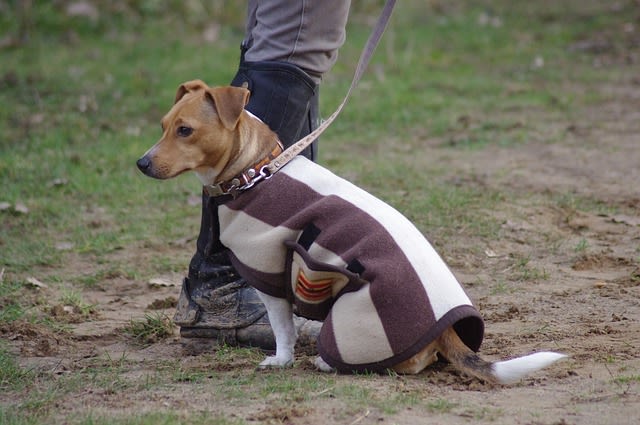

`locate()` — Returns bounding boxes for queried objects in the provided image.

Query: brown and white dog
[137,80,566,384]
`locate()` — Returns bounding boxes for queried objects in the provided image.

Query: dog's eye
[177,126,193,137]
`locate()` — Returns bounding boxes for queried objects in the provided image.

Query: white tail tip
[493,352,568,385]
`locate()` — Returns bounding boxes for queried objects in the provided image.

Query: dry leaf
[170,236,195,246]
[149,278,178,287]
[26,276,48,289]
[77,94,98,113]
[532,56,544,69]
[202,23,220,43]
[187,195,201,206]
[49,178,69,187]
[14,202,29,214]
[30,113,45,125]
[66,1,99,21]
[56,242,75,251]
[477,12,502,27]
[484,248,499,258]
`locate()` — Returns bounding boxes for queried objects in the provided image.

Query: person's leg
[236,0,351,151]
[243,0,349,78]
[174,0,351,349]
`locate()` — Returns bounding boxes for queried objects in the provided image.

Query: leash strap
[262,0,397,176]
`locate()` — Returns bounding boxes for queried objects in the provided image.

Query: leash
[205,0,397,198]
[263,0,397,176]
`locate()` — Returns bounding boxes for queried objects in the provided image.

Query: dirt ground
[4,47,640,425]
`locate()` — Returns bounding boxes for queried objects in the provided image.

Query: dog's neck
[195,110,282,188]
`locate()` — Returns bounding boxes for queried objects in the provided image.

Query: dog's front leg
[256,291,297,368]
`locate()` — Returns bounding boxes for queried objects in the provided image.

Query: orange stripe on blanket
[295,270,333,302]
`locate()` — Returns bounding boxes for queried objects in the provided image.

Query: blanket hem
[317,304,484,374]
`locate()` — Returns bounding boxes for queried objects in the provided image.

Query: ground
[4,73,639,425]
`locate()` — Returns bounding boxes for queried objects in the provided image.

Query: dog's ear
[205,86,251,130]
[175,80,208,104]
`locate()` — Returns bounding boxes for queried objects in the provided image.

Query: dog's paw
[258,355,294,369]
[313,356,336,373]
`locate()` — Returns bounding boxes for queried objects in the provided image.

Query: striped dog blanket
[217,156,484,373]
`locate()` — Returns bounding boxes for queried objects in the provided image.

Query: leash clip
[232,164,273,194]
[258,165,273,180]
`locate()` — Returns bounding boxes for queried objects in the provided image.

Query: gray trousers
[243,0,351,81]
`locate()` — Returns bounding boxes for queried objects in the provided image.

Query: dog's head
[136,80,250,183]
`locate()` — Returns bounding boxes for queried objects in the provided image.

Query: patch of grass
[2,0,629,280]
[469,405,504,421]
[511,255,549,282]
[248,370,337,403]
[332,382,373,405]
[58,290,97,318]
[0,302,24,323]
[122,312,175,345]
[0,274,60,329]
[554,192,621,216]
[171,367,209,384]
[0,407,42,425]
[574,238,589,253]
[150,255,191,275]
[350,157,503,241]
[0,277,27,323]
[377,390,422,415]
[0,344,34,392]
[71,412,247,425]
[490,279,517,295]
[65,263,141,288]
[426,397,457,413]
[613,375,640,385]
[213,345,265,365]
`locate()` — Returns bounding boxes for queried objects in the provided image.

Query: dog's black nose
[136,156,151,173]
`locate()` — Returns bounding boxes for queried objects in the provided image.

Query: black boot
[174,53,321,350]
[230,58,319,158]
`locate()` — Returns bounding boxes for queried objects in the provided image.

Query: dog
[137,80,566,384]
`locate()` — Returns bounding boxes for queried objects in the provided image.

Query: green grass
[69,412,247,425]
[574,238,589,253]
[612,374,640,385]
[0,342,462,425]
[512,255,550,282]
[0,0,628,275]
[122,312,175,344]
[0,277,27,322]
[0,344,34,392]
[58,290,97,317]
[426,397,457,413]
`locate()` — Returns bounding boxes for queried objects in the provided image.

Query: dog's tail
[438,327,567,385]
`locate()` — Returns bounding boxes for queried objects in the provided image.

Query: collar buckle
[203,142,281,199]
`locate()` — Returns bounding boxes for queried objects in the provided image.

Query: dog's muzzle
[136,156,153,176]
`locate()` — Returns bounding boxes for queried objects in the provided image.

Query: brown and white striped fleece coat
[217,156,484,373]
